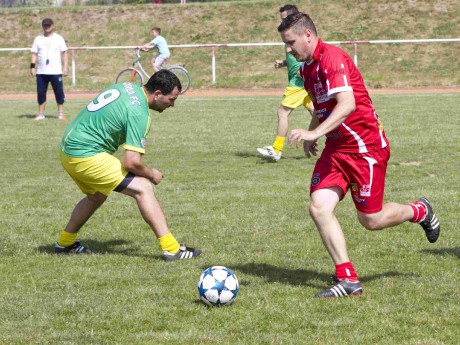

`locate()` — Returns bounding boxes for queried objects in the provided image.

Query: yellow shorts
[60,151,129,196]
[281,86,312,109]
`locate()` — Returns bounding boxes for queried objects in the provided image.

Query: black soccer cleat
[55,240,94,254]
[418,198,440,243]
[315,279,363,298]
[163,243,202,261]
[330,274,340,285]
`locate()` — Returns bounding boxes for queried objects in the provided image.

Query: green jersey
[61,83,151,158]
[285,47,304,88]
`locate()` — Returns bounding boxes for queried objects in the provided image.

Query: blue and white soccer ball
[197,266,239,307]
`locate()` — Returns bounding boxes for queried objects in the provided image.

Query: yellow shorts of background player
[60,151,129,196]
[281,86,312,109]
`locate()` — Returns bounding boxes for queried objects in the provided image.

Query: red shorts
[310,147,390,214]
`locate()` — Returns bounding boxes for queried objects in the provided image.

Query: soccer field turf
[0,93,459,344]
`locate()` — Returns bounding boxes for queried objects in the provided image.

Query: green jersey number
[87,89,121,112]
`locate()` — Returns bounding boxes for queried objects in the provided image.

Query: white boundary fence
[1,38,459,86]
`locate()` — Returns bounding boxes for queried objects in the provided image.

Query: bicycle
[116,48,190,94]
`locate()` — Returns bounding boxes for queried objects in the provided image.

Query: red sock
[409,201,427,223]
[335,262,359,282]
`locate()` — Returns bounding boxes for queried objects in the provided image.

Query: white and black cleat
[163,243,202,261]
[257,145,282,161]
[418,198,440,243]
[55,240,94,254]
[315,279,363,298]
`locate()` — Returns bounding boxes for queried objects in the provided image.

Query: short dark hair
[151,27,161,34]
[279,4,299,15]
[278,12,317,36]
[144,69,182,95]
[42,18,53,27]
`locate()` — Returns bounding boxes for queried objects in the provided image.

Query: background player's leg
[49,74,66,119]
[35,75,48,120]
[256,105,293,161]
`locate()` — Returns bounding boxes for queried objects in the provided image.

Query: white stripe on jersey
[342,123,368,153]
[373,110,388,149]
[327,85,353,96]
[379,129,388,148]
[341,64,349,87]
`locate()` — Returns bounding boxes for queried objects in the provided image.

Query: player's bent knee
[87,192,107,206]
[277,106,292,119]
[357,213,383,231]
[122,176,154,198]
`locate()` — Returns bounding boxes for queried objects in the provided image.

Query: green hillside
[0,0,459,92]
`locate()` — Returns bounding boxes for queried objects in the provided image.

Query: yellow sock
[57,230,78,247]
[158,232,180,254]
[272,136,285,154]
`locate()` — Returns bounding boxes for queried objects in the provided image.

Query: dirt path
[1,87,459,100]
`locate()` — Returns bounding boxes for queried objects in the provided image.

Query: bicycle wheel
[167,66,190,94]
[116,68,143,86]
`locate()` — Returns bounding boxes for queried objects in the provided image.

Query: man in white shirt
[30,18,68,121]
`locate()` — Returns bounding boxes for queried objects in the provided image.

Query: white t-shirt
[31,33,67,75]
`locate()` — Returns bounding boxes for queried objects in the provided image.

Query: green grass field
[0,93,459,344]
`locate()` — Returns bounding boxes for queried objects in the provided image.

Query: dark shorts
[36,74,65,105]
[114,172,136,193]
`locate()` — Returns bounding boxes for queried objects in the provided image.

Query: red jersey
[300,39,388,153]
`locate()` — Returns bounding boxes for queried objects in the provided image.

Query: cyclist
[140,27,170,73]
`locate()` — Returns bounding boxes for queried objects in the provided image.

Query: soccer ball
[197,266,239,307]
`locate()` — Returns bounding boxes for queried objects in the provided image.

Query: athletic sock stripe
[409,203,420,221]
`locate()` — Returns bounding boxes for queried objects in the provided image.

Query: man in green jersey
[257,4,315,161]
[56,70,201,260]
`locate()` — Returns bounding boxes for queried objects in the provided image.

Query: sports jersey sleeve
[59,35,68,52]
[285,51,304,88]
[123,110,151,154]
[321,53,353,97]
[31,37,39,53]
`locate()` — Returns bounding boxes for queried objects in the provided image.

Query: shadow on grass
[18,114,59,119]
[230,262,415,288]
[421,247,460,259]
[235,151,279,164]
[37,239,152,258]
[234,151,312,162]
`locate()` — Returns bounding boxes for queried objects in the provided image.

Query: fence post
[353,43,358,67]
[71,49,76,85]
[212,46,216,84]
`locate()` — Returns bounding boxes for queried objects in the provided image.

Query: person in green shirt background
[56,70,201,261]
[257,4,315,161]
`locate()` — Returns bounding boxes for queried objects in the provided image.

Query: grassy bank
[0,0,459,93]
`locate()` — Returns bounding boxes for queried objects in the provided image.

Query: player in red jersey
[278,13,440,298]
